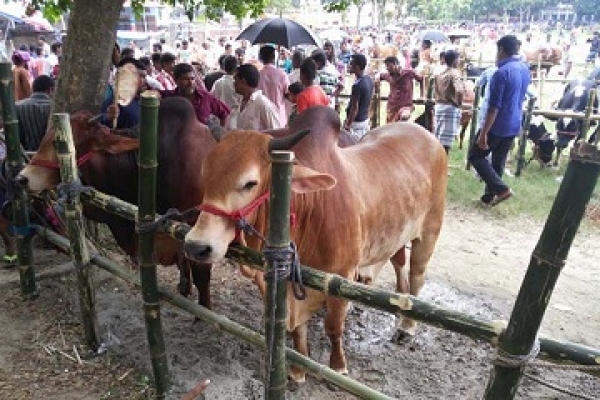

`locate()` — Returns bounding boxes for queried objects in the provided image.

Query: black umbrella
[418,30,449,43]
[236,18,322,49]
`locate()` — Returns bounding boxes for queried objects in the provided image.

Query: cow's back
[156,97,215,213]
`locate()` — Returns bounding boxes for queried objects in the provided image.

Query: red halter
[29,151,96,170]
[198,190,297,240]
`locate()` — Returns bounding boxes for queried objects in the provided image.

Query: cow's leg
[390,246,408,294]
[458,121,469,150]
[177,254,193,297]
[191,262,212,309]
[325,297,350,375]
[289,323,309,383]
[0,215,16,267]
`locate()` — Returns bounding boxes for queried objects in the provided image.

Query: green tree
[27,0,270,114]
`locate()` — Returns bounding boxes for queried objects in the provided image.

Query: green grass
[445,145,573,221]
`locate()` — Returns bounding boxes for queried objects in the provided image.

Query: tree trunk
[52,0,123,114]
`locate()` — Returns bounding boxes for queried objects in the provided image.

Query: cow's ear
[290,165,336,193]
[91,136,140,154]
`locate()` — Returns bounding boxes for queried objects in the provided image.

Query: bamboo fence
[0,62,37,299]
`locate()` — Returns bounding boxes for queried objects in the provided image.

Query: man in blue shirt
[468,35,531,206]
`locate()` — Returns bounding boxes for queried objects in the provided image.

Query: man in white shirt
[211,55,240,110]
[44,42,62,77]
[227,64,282,131]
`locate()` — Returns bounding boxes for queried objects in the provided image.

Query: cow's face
[183,130,336,264]
[17,113,139,193]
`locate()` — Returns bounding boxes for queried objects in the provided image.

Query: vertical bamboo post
[539,69,546,109]
[580,89,596,142]
[53,113,101,350]
[484,142,600,399]
[371,81,380,128]
[0,62,37,299]
[138,92,170,397]
[515,96,537,177]
[264,151,294,400]
[465,84,481,170]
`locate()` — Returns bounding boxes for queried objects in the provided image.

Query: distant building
[540,4,577,24]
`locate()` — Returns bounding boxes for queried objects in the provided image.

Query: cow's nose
[14,174,28,188]
[183,241,213,262]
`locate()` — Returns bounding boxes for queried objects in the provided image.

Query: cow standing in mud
[183,106,447,382]
[16,97,216,307]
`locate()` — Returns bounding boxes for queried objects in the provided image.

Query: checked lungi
[433,103,461,148]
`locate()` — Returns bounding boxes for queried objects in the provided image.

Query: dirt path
[0,206,598,399]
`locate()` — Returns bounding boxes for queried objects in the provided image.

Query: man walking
[343,54,373,141]
[468,35,531,207]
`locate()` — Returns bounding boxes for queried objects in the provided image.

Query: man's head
[50,42,62,56]
[121,47,135,59]
[259,45,276,64]
[153,43,162,53]
[173,63,196,96]
[38,35,46,45]
[182,40,189,50]
[222,55,238,75]
[234,64,260,95]
[116,57,146,93]
[299,58,317,86]
[292,49,305,69]
[384,56,400,73]
[288,82,304,104]
[421,40,432,49]
[310,50,327,69]
[151,52,162,71]
[224,43,232,54]
[234,48,245,64]
[160,52,177,74]
[349,54,367,74]
[443,50,460,68]
[496,35,520,64]
[32,75,55,95]
[323,40,336,62]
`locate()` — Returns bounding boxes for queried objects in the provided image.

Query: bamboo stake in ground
[515,96,537,177]
[465,84,480,171]
[53,113,101,351]
[138,92,170,397]
[484,142,600,399]
[0,62,37,299]
[263,151,294,399]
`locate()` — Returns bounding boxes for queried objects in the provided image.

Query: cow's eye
[243,181,258,190]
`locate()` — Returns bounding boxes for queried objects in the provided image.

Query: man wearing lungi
[433,50,465,154]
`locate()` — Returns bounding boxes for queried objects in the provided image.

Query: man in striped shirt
[15,75,54,151]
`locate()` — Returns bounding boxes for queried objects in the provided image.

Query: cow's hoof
[391,329,415,344]
[177,281,191,297]
[288,368,306,384]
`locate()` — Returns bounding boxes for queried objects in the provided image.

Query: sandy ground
[0,204,598,399]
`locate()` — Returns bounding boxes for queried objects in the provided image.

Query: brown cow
[183,106,447,382]
[522,45,563,76]
[16,97,216,307]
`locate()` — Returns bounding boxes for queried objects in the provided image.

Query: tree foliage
[27,0,271,22]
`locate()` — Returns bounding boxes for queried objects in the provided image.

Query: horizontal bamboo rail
[61,188,600,371]
[33,226,392,400]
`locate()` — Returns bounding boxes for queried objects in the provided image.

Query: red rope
[198,190,297,240]
[29,151,95,170]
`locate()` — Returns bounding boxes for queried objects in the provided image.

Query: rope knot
[263,242,306,300]
[494,339,541,368]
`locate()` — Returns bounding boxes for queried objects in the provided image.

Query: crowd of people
[13,20,600,208]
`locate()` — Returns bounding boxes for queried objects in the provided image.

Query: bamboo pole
[0,62,37,299]
[530,109,600,121]
[53,113,101,350]
[34,226,392,400]
[138,93,170,397]
[263,151,294,399]
[579,89,596,142]
[370,81,380,128]
[484,142,600,399]
[66,189,600,371]
[465,84,481,170]
[515,96,537,177]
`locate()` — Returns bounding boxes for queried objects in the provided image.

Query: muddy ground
[0,204,599,399]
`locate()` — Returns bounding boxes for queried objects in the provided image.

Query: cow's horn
[87,114,103,125]
[268,129,311,151]
[207,116,225,142]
